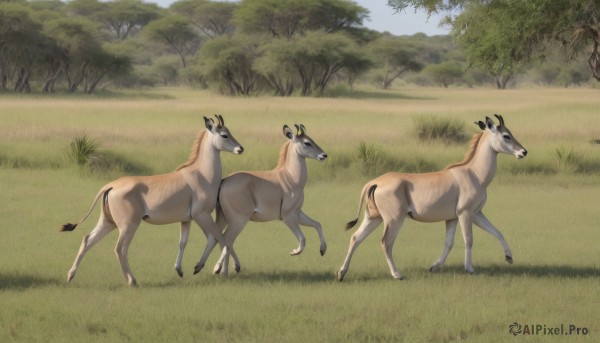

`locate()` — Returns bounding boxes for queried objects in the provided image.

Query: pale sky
[147,0,450,36]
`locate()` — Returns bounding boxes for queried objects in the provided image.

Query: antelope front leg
[193,234,218,275]
[430,219,458,272]
[283,217,305,256]
[193,214,239,278]
[174,221,191,278]
[473,211,513,264]
[213,219,248,275]
[457,212,475,274]
[298,211,327,256]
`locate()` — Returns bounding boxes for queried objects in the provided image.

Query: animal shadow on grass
[439,264,599,279]
[235,270,335,284]
[0,272,61,290]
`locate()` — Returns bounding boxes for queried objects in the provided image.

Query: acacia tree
[254,38,297,96]
[48,17,131,93]
[234,0,367,39]
[0,3,49,92]
[67,0,162,41]
[143,15,200,68]
[389,0,600,82]
[171,0,237,39]
[289,31,371,96]
[369,36,423,89]
[422,61,463,88]
[449,1,537,89]
[197,35,262,96]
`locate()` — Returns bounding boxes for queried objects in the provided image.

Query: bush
[555,146,583,173]
[356,141,383,176]
[66,133,99,167]
[413,115,466,143]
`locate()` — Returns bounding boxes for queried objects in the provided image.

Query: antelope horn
[294,124,303,136]
[215,114,224,126]
[299,124,306,134]
[494,114,504,127]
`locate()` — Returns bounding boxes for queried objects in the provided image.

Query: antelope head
[283,124,328,161]
[476,114,527,159]
[204,114,244,154]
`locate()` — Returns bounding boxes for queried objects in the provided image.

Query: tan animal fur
[337,115,527,281]
[192,124,328,277]
[61,115,244,286]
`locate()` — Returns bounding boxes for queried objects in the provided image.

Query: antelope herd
[61,114,526,286]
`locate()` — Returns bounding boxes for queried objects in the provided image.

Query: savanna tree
[389,0,600,82]
[234,0,367,39]
[171,0,237,39]
[369,36,423,89]
[143,15,200,68]
[197,34,262,95]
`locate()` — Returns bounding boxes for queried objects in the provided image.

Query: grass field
[0,87,598,342]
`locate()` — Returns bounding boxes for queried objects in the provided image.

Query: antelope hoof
[465,269,476,275]
[67,272,75,283]
[505,255,513,264]
[429,264,442,273]
[336,270,345,282]
[320,244,327,256]
[128,279,138,287]
[193,263,204,275]
[213,264,222,275]
[234,265,241,273]
[176,268,183,278]
[290,249,303,256]
[392,273,405,280]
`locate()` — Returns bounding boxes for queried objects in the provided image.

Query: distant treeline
[0,0,593,95]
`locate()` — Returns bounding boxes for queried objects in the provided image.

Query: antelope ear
[204,116,215,131]
[475,121,486,130]
[283,125,294,140]
[485,116,497,132]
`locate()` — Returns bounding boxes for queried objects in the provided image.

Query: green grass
[0,87,598,342]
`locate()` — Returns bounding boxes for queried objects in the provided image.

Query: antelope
[61,115,244,286]
[337,115,527,281]
[191,124,328,277]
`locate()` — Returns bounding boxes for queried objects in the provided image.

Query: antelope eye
[503,134,511,141]
[304,141,312,147]
[221,134,229,139]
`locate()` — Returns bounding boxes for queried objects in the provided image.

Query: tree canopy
[389,0,600,82]
[0,0,594,94]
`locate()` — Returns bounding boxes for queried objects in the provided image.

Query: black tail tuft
[345,219,358,230]
[368,184,377,201]
[60,223,77,232]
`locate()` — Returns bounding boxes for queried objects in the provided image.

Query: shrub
[555,146,583,173]
[413,115,466,143]
[66,133,99,167]
[356,141,382,176]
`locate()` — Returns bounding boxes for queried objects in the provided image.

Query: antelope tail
[60,186,113,232]
[345,183,377,230]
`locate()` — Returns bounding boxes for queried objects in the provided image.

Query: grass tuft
[555,145,584,173]
[413,115,467,143]
[356,141,383,176]
[66,133,100,168]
